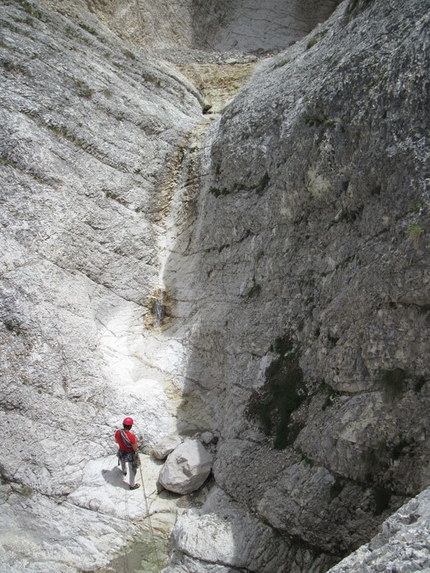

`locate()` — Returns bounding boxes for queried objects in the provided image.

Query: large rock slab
[0,453,183,573]
[162,487,333,573]
[159,439,213,494]
[327,486,430,573]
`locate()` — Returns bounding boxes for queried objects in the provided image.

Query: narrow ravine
[92,62,261,573]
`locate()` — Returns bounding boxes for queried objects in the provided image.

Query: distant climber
[115,417,141,490]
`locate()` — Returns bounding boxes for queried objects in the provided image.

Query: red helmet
[123,417,133,427]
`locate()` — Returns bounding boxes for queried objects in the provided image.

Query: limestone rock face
[166,483,428,573]
[191,0,343,53]
[164,487,325,573]
[1,0,430,571]
[161,0,430,569]
[0,0,202,570]
[158,439,213,494]
[38,0,342,52]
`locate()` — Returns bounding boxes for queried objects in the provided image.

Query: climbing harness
[138,454,162,573]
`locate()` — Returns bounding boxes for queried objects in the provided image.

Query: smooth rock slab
[159,439,213,494]
[163,487,295,573]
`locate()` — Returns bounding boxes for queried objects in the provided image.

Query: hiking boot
[129,483,140,490]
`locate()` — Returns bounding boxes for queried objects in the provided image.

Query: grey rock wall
[162,0,430,570]
[38,0,195,49]
[191,0,342,53]
[39,0,341,53]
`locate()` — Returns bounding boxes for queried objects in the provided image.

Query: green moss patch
[372,486,392,515]
[4,319,22,335]
[247,334,307,449]
[377,368,406,400]
[255,171,270,195]
[247,277,261,298]
[210,186,232,197]
[329,479,344,501]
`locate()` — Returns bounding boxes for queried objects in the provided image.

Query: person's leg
[120,458,127,475]
[128,461,136,488]
[128,459,140,489]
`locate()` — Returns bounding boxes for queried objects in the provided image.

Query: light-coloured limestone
[163,487,296,573]
[0,1,201,569]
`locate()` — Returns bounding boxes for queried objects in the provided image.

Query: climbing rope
[138,455,162,573]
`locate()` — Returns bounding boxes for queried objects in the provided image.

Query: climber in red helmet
[115,417,140,490]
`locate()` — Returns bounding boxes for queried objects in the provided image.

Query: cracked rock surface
[162,0,430,571]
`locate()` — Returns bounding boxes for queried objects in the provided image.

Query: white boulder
[159,439,213,495]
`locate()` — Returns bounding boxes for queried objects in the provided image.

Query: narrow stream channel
[97,529,168,573]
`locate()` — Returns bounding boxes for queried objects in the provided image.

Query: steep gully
[95,64,258,573]
[82,25,429,573]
